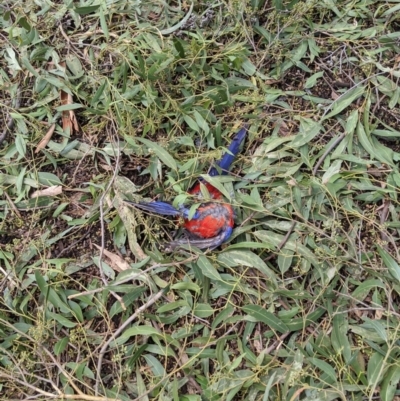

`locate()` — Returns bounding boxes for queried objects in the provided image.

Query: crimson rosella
[128,126,247,250]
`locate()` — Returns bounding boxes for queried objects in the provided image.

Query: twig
[0,371,58,398]
[264,221,297,262]
[3,191,21,218]
[0,86,21,146]
[55,230,91,258]
[312,131,346,176]
[94,288,165,396]
[378,199,390,250]
[68,255,197,299]
[0,318,89,397]
[97,121,124,306]
[264,331,291,354]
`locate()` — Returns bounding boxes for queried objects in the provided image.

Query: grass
[1,0,400,400]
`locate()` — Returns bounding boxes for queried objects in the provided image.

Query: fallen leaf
[331,90,339,100]
[69,104,79,132]
[93,244,131,272]
[60,61,80,134]
[36,123,56,153]
[31,185,62,198]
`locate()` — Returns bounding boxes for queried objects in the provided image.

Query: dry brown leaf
[59,61,79,134]
[253,339,263,353]
[331,90,340,100]
[35,123,56,153]
[93,244,131,272]
[69,107,79,132]
[264,79,280,84]
[148,12,159,20]
[278,120,291,137]
[375,308,383,319]
[31,185,63,198]
[100,164,113,171]
[61,90,73,133]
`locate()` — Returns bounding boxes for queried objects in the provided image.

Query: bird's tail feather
[127,201,181,216]
[209,125,247,176]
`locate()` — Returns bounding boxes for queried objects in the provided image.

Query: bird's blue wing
[209,126,247,176]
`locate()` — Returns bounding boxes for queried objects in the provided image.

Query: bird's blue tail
[127,201,181,216]
[209,126,247,177]
[127,201,199,220]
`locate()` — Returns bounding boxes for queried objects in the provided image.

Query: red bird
[128,126,247,249]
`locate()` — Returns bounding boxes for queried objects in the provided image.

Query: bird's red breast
[183,203,234,238]
[188,182,223,200]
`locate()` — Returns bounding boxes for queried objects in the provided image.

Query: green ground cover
[1,0,400,400]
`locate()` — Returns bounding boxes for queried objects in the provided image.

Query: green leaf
[15,134,27,157]
[225,77,256,93]
[242,305,289,333]
[18,17,31,30]
[122,325,162,339]
[160,2,194,35]
[218,250,277,286]
[253,230,320,269]
[291,117,322,147]
[68,300,83,322]
[331,314,351,363]
[157,300,189,313]
[381,364,400,401]
[345,109,359,134]
[212,304,235,330]
[34,271,71,315]
[55,103,84,111]
[99,7,109,40]
[38,172,62,186]
[183,114,199,132]
[109,287,146,318]
[309,358,337,383]
[377,245,400,282]
[91,81,107,106]
[322,160,342,184]
[262,372,277,401]
[193,110,209,135]
[200,175,232,200]
[370,136,394,166]
[54,337,69,356]
[304,71,324,89]
[142,354,165,377]
[46,310,77,328]
[277,249,293,274]
[323,85,365,120]
[193,303,214,318]
[241,58,257,76]
[136,368,148,401]
[135,137,177,170]
[285,307,326,331]
[197,255,223,282]
[170,282,200,293]
[382,3,400,16]
[352,279,385,301]
[74,5,100,14]
[34,270,47,294]
[367,352,384,386]
[364,318,387,342]
[5,48,22,71]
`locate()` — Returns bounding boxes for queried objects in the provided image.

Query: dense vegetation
[1,0,400,400]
